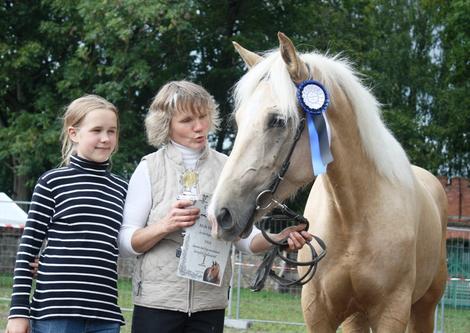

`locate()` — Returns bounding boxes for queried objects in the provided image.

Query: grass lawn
[1,274,470,332]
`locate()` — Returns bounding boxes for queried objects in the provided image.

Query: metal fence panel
[1,200,469,332]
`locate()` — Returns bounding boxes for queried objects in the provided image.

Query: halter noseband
[251,117,327,292]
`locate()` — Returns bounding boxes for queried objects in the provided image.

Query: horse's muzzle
[213,207,252,241]
[216,207,235,231]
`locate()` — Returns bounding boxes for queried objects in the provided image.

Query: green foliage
[431,0,470,176]
[0,0,468,199]
[0,0,196,198]
[2,273,470,332]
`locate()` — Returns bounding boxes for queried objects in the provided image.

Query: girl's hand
[161,200,200,233]
[5,317,30,333]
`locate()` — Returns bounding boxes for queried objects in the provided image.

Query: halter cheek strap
[251,117,327,291]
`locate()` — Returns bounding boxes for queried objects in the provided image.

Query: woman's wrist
[131,223,166,253]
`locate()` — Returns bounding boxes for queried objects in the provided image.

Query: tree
[431,0,470,176]
[1,0,468,201]
[0,0,197,199]
[0,1,65,199]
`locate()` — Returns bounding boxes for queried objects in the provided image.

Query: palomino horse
[209,33,448,332]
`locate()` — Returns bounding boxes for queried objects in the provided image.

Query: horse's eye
[268,115,286,128]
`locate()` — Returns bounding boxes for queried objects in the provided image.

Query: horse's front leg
[301,274,351,333]
[341,312,370,332]
[368,289,412,333]
[301,292,339,333]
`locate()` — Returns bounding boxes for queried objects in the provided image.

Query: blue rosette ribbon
[296,80,333,175]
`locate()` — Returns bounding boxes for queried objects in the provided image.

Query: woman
[119,81,311,333]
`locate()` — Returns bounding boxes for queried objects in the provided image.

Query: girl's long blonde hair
[60,95,119,165]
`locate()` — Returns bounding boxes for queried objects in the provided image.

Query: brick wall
[438,176,470,226]
[438,176,470,241]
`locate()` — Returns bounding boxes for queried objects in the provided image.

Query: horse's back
[412,165,447,231]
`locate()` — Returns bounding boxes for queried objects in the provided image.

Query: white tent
[0,192,27,228]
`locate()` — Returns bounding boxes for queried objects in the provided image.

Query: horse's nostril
[217,208,234,231]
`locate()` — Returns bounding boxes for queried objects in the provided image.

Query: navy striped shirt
[9,155,128,324]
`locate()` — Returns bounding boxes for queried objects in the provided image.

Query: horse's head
[203,261,221,283]
[211,261,220,275]
[209,33,321,241]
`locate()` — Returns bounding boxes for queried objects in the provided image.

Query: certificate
[177,195,231,286]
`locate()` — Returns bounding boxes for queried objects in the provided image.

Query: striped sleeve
[9,175,55,318]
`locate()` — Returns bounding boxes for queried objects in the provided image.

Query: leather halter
[250,117,327,292]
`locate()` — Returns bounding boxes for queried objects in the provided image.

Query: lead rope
[250,200,327,291]
[250,118,327,292]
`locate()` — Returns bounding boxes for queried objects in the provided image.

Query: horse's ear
[233,41,262,69]
[278,32,309,84]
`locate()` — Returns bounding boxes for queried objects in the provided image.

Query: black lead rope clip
[250,204,327,292]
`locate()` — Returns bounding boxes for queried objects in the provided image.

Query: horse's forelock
[234,51,355,128]
[234,51,300,128]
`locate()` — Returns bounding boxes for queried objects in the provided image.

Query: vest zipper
[136,255,143,296]
[136,280,142,296]
[188,156,197,317]
[187,279,192,316]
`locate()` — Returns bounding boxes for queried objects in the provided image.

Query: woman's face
[170,110,210,150]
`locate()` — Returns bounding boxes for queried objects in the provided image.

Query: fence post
[236,251,242,320]
[440,299,444,332]
[226,244,236,319]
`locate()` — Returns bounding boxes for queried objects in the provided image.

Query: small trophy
[177,169,200,202]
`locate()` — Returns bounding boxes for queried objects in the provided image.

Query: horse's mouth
[239,221,254,239]
[218,222,253,241]
[236,206,257,240]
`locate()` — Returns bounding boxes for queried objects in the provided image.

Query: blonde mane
[234,50,414,188]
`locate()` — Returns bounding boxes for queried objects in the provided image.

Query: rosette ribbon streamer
[296,80,333,175]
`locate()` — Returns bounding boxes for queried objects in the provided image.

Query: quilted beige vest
[132,143,231,313]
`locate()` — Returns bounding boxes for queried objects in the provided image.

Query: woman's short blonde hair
[60,94,119,165]
[145,80,220,147]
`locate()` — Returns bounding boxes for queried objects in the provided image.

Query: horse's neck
[322,98,384,219]
[281,89,384,218]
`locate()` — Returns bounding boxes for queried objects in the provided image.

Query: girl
[6,95,128,333]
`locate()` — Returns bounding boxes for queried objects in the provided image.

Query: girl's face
[170,110,209,150]
[69,109,118,163]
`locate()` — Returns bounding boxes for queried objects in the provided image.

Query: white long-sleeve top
[118,143,260,257]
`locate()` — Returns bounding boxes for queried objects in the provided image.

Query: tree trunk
[214,0,242,153]
[12,158,29,201]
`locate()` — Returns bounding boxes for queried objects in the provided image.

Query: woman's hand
[30,257,39,277]
[160,200,199,233]
[130,199,200,254]
[5,317,30,333]
[275,224,313,251]
[250,224,313,253]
